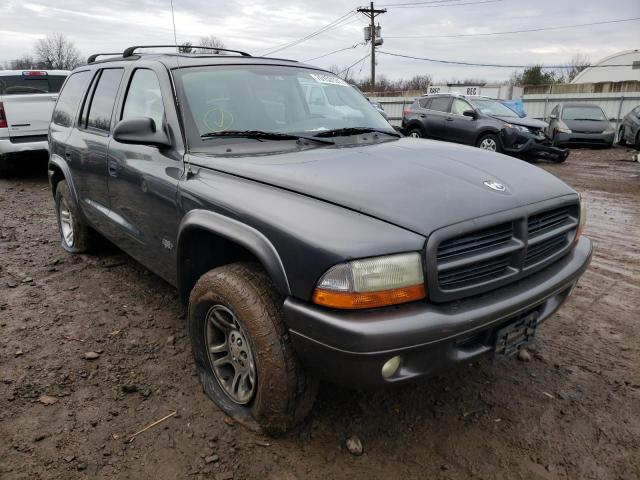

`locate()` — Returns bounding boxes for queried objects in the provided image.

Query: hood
[562,118,610,133]
[493,115,548,129]
[189,138,575,236]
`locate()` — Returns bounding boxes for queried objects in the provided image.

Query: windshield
[468,98,518,118]
[562,106,607,121]
[173,65,394,149]
[0,74,67,95]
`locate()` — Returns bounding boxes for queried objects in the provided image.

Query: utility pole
[357,2,386,91]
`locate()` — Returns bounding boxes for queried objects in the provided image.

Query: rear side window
[85,68,124,132]
[418,98,430,108]
[52,71,91,127]
[121,69,165,129]
[0,73,68,95]
[429,97,450,112]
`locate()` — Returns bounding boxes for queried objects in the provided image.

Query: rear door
[442,97,476,145]
[64,68,125,231]
[423,96,452,139]
[0,71,68,139]
[106,66,184,282]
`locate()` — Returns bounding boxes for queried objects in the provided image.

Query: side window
[52,71,91,127]
[418,98,430,108]
[451,98,472,115]
[121,69,165,129]
[429,96,450,112]
[85,68,124,133]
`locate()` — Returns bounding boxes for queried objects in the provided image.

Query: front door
[106,67,184,283]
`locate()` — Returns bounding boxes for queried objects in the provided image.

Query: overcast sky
[1,0,638,82]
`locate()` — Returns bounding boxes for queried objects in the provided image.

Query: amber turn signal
[312,284,426,310]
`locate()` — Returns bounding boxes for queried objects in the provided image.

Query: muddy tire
[54,180,101,253]
[477,133,502,153]
[188,263,318,435]
[617,126,627,146]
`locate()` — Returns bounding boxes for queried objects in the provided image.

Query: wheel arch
[404,120,427,136]
[474,128,502,146]
[177,209,291,304]
[48,154,78,202]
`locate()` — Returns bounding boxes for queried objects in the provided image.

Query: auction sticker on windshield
[310,73,348,86]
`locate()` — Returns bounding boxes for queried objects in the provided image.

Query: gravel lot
[1,146,639,480]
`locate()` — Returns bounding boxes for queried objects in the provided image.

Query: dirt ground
[1,147,639,480]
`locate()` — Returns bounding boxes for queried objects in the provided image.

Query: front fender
[177,209,291,298]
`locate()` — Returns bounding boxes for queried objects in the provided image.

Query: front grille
[430,202,579,302]
[437,223,512,260]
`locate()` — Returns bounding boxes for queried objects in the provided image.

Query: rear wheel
[188,263,318,435]
[406,127,423,139]
[476,133,502,153]
[54,180,101,253]
[0,156,14,178]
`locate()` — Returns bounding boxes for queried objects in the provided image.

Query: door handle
[445,117,454,121]
[419,114,426,118]
[108,160,120,178]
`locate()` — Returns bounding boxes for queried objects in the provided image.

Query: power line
[385,17,640,38]
[338,53,371,76]
[303,42,365,62]
[382,0,503,8]
[259,10,356,56]
[377,50,636,68]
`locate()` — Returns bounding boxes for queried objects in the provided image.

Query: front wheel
[188,263,318,435]
[618,126,627,146]
[476,133,502,153]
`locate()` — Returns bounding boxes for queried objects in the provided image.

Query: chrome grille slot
[437,223,513,260]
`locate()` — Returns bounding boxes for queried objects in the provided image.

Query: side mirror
[462,109,477,119]
[549,114,557,120]
[113,117,171,148]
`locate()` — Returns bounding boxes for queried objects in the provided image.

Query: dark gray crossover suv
[402,93,569,162]
[48,46,592,434]
[618,105,640,149]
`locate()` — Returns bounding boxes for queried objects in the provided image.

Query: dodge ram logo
[483,180,506,192]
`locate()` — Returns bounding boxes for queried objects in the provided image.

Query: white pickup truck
[0,70,69,176]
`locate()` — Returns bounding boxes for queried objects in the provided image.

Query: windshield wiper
[201,130,335,145]
[570,118,603,121]
[313,127,400,138]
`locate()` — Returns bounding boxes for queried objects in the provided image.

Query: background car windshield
[562,106,607,121]
[174,65,392,144]
[468,98,518,117]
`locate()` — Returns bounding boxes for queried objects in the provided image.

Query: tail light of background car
[0,103,7,129]
[22,71,48,76]
[403,107,412,116]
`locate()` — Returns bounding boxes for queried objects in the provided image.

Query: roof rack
[122,45,252,58]
[87,53,122,64]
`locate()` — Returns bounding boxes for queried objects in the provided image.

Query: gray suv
[48,46,592,434]
[402,94,569,162]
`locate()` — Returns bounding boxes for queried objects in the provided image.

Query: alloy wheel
[479,138,497,151]
[204,305,257,404]
[59,199,75,248]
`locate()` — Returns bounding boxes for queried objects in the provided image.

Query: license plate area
[494,311,538,357]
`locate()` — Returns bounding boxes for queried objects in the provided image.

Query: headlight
[312,252,426,309]
[505,124,530,133]
[603,127,615,134]
[574,197,587,244]
[556,122,572,134]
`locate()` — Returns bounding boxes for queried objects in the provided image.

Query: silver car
[546,102,615,148]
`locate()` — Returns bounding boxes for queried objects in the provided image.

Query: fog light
[381,356,401,379]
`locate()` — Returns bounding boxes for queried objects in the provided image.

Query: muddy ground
[1,147,639,480]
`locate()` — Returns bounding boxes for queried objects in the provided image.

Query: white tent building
[571,49,640,84]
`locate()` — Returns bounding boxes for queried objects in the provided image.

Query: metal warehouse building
[571,49,640,84]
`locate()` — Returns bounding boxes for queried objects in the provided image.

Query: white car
[0,69,69,176]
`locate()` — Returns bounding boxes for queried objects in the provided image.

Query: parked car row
[399,92,640,159]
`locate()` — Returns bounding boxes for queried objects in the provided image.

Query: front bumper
[555,131,615,146]
[500,129,569,162]
[0,136,49,157]
[284,237,592,389]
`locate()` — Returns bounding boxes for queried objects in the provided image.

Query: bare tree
[34,33,82,70]
[565,53,590,82]
[178,42,193,53]
[197,35,225,53]
[10,55,39,70]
